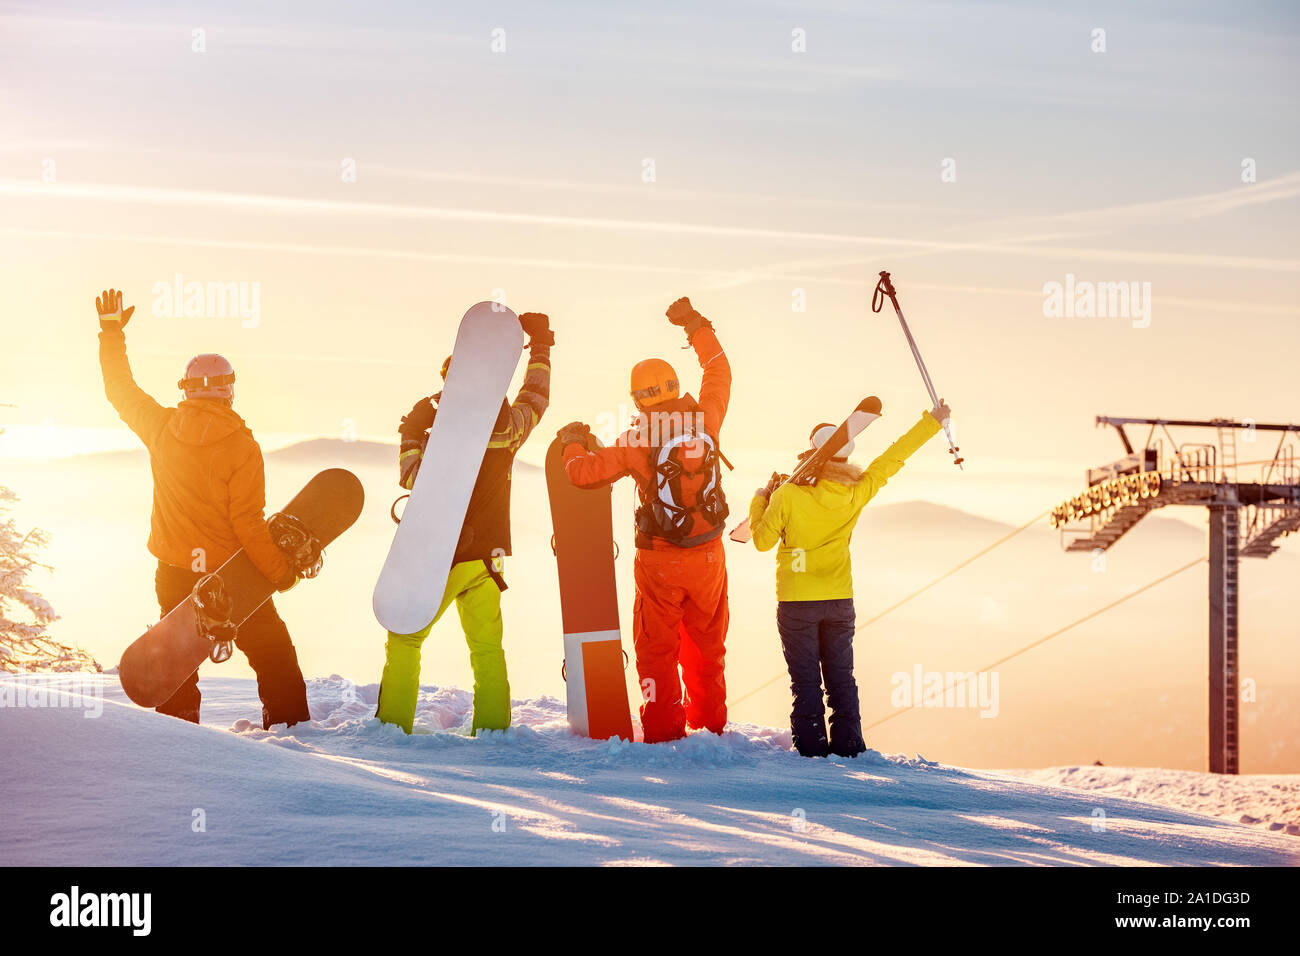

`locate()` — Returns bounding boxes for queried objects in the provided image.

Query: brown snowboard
[118,468,364,708]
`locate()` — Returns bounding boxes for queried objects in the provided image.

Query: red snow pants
[632,537,729,743]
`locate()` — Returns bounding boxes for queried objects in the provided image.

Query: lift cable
[730,507,1051,707]
[859,556,1206,732]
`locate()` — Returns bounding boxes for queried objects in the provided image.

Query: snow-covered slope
[1003,766,1300,837]
[1,675,1295,866]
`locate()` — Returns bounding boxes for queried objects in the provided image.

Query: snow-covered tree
[0,485,100,673]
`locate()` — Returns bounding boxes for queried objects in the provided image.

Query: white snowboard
[373,301,524,634]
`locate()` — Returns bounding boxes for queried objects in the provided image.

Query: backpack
[634,407,729,546]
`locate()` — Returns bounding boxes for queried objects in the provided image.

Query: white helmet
[810,423,852,460]
[178,354,235,401]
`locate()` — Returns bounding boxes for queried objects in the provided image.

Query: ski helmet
[809,422,852,460]
[630,358,679,409]
[178,354,235,401]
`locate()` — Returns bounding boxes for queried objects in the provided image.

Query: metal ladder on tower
[1223,512,1239,774]
[1217,423,1238,483]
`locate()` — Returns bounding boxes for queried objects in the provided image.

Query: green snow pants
[376,559,510,735]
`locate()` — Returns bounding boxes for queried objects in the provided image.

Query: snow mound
[1,675,1296,866]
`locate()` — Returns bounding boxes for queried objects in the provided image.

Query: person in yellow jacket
[748,400,951,757]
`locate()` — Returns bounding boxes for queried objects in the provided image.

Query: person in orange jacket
[558,297,732,743]
[96,288,310,728]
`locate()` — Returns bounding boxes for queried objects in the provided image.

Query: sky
[1,2,1296,502]
[0,2,1297,766]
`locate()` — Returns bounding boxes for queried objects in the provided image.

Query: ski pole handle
[872,270,963,468]
[872,271,897,313]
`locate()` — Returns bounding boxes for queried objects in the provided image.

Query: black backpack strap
[483,559,508,592]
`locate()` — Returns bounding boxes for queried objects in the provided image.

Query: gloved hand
[399,396,436,438]
[557,421,594,450]
[518,312,555,347]
[270,512,323,576]
[96,288,135,332]
[929,399,952,424]
[666,296,712,340]
[665,297,697,325]
[756,471,785,499]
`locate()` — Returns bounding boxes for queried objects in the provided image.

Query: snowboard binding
[269,511,324,579]
[192,572,237,663]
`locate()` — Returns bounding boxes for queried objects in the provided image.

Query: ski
[372,302,524,635]
[729,396,882,543]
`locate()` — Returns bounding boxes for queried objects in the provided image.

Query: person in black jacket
[375,311,552,734]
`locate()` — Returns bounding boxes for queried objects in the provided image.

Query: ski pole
[871,271,964,468]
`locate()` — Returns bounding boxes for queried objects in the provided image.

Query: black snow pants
[153,561,311,729]
[776,598,865,758]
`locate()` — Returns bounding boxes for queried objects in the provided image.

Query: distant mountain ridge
[12,441,1287,555]
[267,438,396,466]
[269,438,542,473]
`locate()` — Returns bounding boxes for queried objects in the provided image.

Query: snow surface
[1,674,1296,867]
[1003,767,1300,837]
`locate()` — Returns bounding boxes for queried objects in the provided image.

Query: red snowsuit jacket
[561,326,731,550]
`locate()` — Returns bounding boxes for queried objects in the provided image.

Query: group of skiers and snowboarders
[96,287,952,757]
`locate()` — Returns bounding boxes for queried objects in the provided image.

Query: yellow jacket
[748,411,941,602]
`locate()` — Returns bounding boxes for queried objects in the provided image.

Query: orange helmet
[630,358,679,408]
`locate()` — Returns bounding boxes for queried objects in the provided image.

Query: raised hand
[518,312,555,346]
[665,297,698,326]
[665,296,711,341]
[96,288,135,331]
[399,397,436,437]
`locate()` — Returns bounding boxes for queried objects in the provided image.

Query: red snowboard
[545,437,634,741]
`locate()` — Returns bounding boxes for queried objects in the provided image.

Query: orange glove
[96,288,135,331]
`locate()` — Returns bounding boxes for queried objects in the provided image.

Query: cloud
[4,178,1297,275]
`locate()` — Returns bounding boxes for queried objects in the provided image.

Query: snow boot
[791,714,830,757]
[829,716,866,758]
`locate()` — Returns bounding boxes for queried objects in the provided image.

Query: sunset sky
[0,2,1297,768]
[2,1,1296,498]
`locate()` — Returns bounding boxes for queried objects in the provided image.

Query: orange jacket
[563,326,731,549]
[98,329,290,584]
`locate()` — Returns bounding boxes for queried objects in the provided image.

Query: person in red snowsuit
[558,298,732,743]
